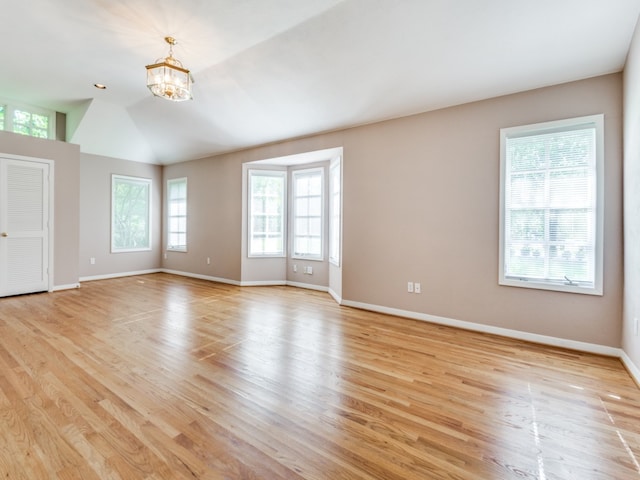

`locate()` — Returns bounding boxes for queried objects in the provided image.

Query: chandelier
[146,37,193,102]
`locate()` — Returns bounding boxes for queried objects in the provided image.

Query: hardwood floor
[0,273,638,479]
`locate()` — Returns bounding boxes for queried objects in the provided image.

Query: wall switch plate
[293,264,297,273]
[90,257,95,265]
[407,282,414,293]
[207,257,211,265]
[414,283,421,294]
[163,253,168,260]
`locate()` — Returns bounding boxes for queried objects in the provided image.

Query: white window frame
[111,174,152,253]
[329,156,342,266]
[167,177,187,252]
[248,169,287,257]
[499,114,604,295]
[291,167,324,261]
[0,99,56,139]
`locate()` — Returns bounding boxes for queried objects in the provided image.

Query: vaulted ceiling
[4,0,640,164]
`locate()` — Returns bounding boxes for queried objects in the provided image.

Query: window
[248,170,286,256]
[0,101,55,139]
[167,178,187,251]
[111,175,152,252]
[12,109,50,138]
[292,168,323,259]
[329,157,341,266]
[499,114,603,295]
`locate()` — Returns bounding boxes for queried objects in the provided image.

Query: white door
[0,157,50,297]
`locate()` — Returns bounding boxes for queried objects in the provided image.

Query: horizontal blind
[504,125,597,286]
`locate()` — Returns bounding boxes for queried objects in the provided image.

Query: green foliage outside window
[13,109,49,138]
[112,176,151,251]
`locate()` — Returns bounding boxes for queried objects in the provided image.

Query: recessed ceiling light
[94,83,107,90]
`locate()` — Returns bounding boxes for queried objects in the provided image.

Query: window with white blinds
[499,115,603,295]
[167,177,187,251]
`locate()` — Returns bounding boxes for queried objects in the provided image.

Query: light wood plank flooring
[0,273,639,479]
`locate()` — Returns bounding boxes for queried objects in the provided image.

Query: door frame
[0,152,54,293]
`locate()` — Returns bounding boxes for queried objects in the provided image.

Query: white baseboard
[328,288,342,304]
[51,283,81,292]
[286,281,329,292]
[79,269,162,283]
[240,280,287,287]
[161,269,241,286]
[163,270,332,294]
[341,299,622,358]
[621,351,640,387]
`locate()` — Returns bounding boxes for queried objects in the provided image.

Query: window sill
[291,255,324,262]
[499,277,602,296]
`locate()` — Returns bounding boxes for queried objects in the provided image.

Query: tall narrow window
[111,175,152,252]
[329,157,341,266]
[499,114,603,295]
[292,168,323,260]
[249,170,286,256]
[167,177,187,251]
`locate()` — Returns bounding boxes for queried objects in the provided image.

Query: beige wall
[0,131,81,289]
[79,153,162,278]
[341,74,623,347]
[165,73,623,347]
[162,155,243,280]
[623,18,640,370]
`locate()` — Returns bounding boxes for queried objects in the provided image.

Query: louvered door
[0,157,50,297]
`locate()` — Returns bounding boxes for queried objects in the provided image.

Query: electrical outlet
[407,282,414,293]
[293,264,297,273]
[90,257,95,265]
[163,253,168,260]
[635,317,639,336]
[207,257,211,265]
[303,266,313,275]
[414,283,421,294]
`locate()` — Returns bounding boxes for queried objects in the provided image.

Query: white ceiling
[3,0,639,164]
